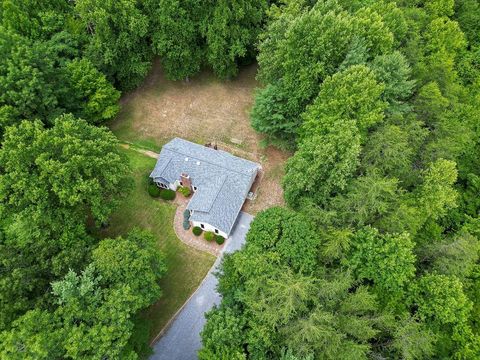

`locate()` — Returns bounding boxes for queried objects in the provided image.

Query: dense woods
[1,0,480,359]
[202,0,480,359]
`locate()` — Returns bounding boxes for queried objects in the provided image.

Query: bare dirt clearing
[110,59,290,213]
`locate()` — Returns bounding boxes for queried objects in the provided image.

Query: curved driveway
[150,212,254,360]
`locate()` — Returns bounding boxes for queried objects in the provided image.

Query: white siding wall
[191,220,228,239]
[169,180,180,191]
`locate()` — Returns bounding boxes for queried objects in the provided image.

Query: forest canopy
[202,0,480,359]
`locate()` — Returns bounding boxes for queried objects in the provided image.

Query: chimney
[180,173,192,190]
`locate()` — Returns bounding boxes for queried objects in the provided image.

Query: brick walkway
[173,196,224,256]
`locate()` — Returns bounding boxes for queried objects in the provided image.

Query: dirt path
[111,60,290,213]
[120,143,158,159]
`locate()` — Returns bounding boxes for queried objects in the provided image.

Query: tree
[422,230,480,279]
[368,1,408,48]
[0,229,166,360]
[414,274,478,358]
[423,0,454,18]
[280,282,382,359]
[347,227,416,307]
[415,158,458,224]
[201,0,267,79]
[391,315,437,360]
[331,173,402,228]
[371,51,416,114]
[0,31,60,123]
[199,306,246,360]
[361,121,427,184]
[150,0,204,80]
[414,81,449,126]
[0,116,130,329]
[62,58,120,124]
[245,207,321,274]
[0,309,64,360]
[255,4,357,143]
[75,0,152,90]
[416,275,467,326]
[283,121,361,208]
[300,65,386,139]
[455,0,480,47]
[0,115,130,223]
[378,159,458,236]
[420,17,466,92]
[251,82,296,146]
[0,0,69,39]
[353,7,393,57]
[424,17,466,55]
[92,228,167,308]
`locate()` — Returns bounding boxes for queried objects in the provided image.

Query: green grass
[97,148,215,340]
[110,107,163,152]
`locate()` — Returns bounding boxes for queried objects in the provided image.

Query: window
[200,224,205,229]
[215,229,219,234]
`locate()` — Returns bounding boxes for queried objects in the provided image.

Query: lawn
[97,147,215,340]
[109,59,290,214]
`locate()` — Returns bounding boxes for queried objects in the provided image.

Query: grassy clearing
[97,147,215,340]
[109,60,290,214]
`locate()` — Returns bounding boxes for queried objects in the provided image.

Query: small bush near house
[183,220,191,230]
[183,209,191,220]
[215,235,225,245]
[193,226,203,236]
[204,231,215,242]
[148,184,161,197]
[178,186,191,197]
[160,189,176,200]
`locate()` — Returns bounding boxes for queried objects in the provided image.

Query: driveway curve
[150,212,254,360]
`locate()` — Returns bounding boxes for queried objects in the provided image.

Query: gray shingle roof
[150,138,260,235]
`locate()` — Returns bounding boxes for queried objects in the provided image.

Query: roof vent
[196,161,200,165]
[185,157,188,161]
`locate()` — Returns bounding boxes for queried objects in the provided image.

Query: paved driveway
[150,212,254,360]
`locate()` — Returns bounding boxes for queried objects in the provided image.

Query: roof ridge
[203,174,228,213]
[164,139,258,177]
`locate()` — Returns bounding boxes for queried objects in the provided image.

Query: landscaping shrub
[183,209,191,220]
[178,186,191,197]
[183,219,191,230]
[160,189,176,200]
[193,226,202,236]
[215,235,225,245]
[148,183,161,198]
[204,231,215,242]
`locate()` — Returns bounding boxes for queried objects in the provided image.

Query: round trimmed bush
[148,184,161,197]
[160,189,176,200]
[215,235,225,245]
[192,226,202,236]
[183,209,190,220]
[204,231,215,242]
[182,219,190,230]
[178,186,191,197]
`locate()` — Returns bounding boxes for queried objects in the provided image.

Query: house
[150,138,261,238]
